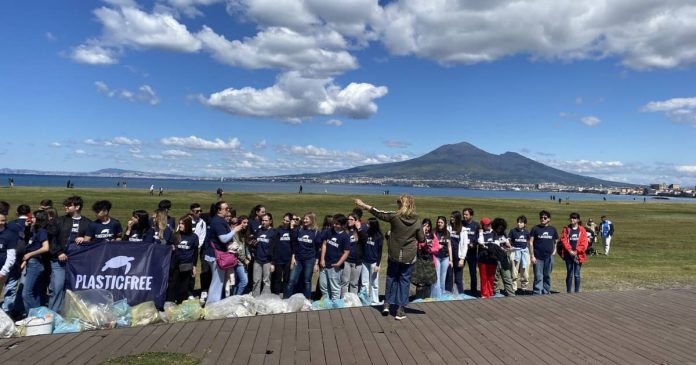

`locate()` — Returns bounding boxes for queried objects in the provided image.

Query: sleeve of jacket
[368,207,395,223]
[609,223,614,236]
[49,216,65,256]
[430,234,440,254]
[577,227,589,253]
[458,229,469,259]
[560,227,573,253]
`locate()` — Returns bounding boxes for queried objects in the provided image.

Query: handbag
[411,255,437,286]
[212,243,238,270]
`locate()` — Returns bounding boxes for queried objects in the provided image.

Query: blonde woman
[355,195,424,320]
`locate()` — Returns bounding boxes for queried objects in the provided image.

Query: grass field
[2,186,695,292]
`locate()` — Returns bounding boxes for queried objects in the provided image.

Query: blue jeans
[234,263,249,296]
[48,260,66,313]
[22,258,45,311]
[385,259,413,307]
[285,258,315,298]
[319,267,342,301]
[205,256,226,305]
[360,262,380,304]
[432,256,449,298]
[1,267,22,315]
[533,256,554,295]
[564,256,582,293]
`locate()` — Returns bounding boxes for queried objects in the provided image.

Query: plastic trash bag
[204,295,258,320]
[0,310,17,338]
[112,299,132,328]
[131,301,161,327]
[62,289,115,330]
[53,318,83,334]
[255,294,287,315]
[332,299,346,308]
[165,299,203,323]
[311,297,334,311]
[343,293,362,308]
[358,292,371,306]
[457,293,477,301]
[285,294,312,313]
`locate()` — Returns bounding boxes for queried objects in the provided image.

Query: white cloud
[581,116,601,126]
[94,81,160,105]
[75,149,87,155]
[378,1,696,70]
[575,97,583,105]
[200,71,387,121]
[166,0,224,18]
[254,139,267,149]
[128,147,141,153]
[112,136,142,145]
[161,149,192,157]
[84,139,99,145]
[544,159,625,174]
[279,144,410,166]
[72,43,118,65]
[196,25,356,77]
[674,165,696,174]
[50,142,61,148]
[242,152,266,161]
[326,119,342,127]
[94,6,202,52]
[383,140,409,148]
[161,136,241,150]
[642,97,696,126]
[45,32,57,42]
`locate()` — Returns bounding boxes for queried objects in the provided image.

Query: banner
[66,241,172,308]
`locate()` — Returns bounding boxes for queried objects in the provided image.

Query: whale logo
[101,256,135,275]
[100,229,110,235]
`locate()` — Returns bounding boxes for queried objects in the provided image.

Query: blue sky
[2,0,696,186]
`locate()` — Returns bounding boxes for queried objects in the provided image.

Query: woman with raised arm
[355,195,424,320]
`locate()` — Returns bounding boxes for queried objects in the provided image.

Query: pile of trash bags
[410,292,477,303]
[1,289,430,338]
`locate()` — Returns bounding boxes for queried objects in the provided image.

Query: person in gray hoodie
[355,195,424,320]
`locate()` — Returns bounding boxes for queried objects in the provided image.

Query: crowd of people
[0,194,614,321]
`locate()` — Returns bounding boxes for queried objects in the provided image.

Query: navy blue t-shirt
[128,228,156,243]
[176,233,199,264]
[449,228,462,259]
[86,219,123,243]
[0,228,19,266]
[435,231,450,259]
[273,227,295,265]
[363,233,383,264]
[254,227,277,264]
[209,215,231,251]
[509,228,529,249]
[530,225,559,260]
[463,221,480,247]
[66,217,84,250]
[567,227,580,250]
[295,228,320,261]
[153,227,174,245]
[26,228,48,254]
[323,229,350,267]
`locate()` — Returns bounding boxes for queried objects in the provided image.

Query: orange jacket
[560,225,589,264]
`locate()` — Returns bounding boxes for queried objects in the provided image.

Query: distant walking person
[149,185,155,196]
[600,215,614,255]
[355,194,424,320]
[298,185,303,194]
[529,210,558,295]
[66,179,71,189]
[158,187,164,196]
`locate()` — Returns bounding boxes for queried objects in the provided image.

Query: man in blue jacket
[600,215,614,255]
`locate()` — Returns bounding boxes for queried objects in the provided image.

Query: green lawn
[2,186,695,291]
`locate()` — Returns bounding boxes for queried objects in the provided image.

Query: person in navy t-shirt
[271,213,297,297]
[529,210,559,295]
[0,211,18,294]
[508,215,530,292]
[21,210,51,311]
[361,217,384,304]
[462,208,480,296]
[167,215,199,303]
[285,212,321,299]
[125,210,156,243]
[252,213,277,297]
[84,200,123,244]
[319,214,350,301]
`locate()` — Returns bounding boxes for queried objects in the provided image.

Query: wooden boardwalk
[1,288,695,364]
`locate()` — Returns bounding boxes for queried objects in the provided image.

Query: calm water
[2,173,693,203]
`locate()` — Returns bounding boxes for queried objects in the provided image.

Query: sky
[1,0,696,186]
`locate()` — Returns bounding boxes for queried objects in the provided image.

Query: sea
[1,173,693,203]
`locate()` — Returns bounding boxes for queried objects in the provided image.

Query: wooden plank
[202,318,242,365]
[295,312,309,351]
[1,332,79,363]
[150,322,186,352]
[350,308,387,365]
[176,319,213,355]
[53,333,106,365]
[251,315,274,356]
[318,310,340,364]
[130,323,172,355]
[339,309,375,365]
[216,317,250,365]
[84,327,144,364]
[279,313,297,365]
[166,320,202,352]
[306,311,325,365]
[231,316,262,365]
[191,318,225,358]
[263,314,286,365]
[360,306,413,365]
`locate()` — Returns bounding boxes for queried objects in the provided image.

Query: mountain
[287,142,629,187]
